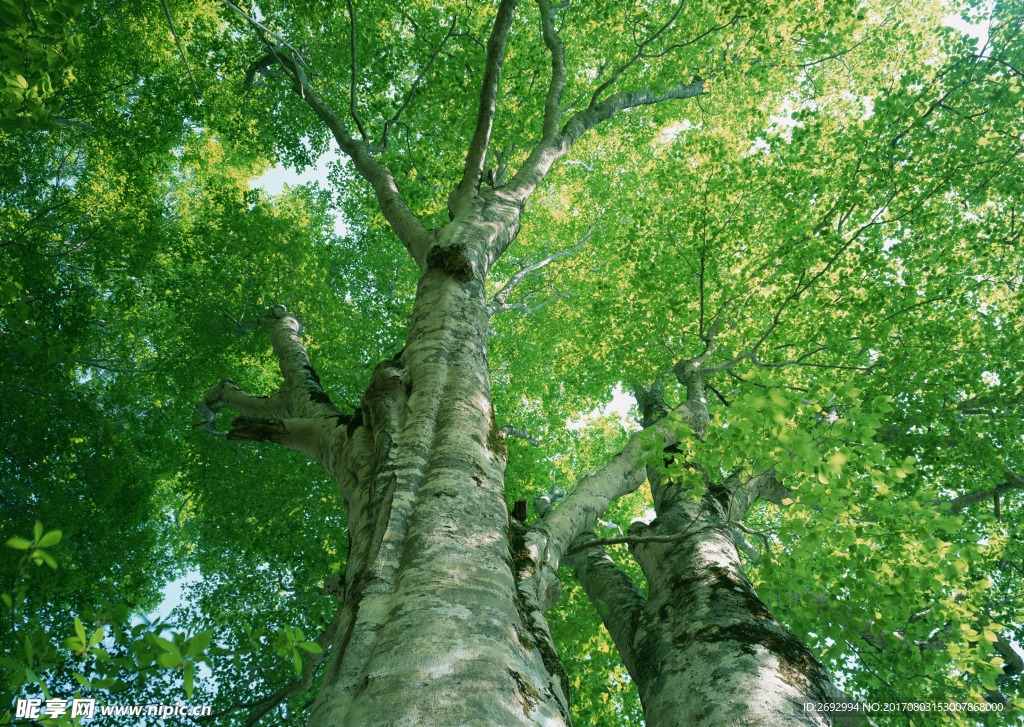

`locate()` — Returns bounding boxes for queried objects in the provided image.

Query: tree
[2,0,1023,725]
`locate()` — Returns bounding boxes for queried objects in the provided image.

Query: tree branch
[160,0,202,100]
[198,606,343,726]
[379,18,457,149]
[562,533,645,670]
[194,307,345,443]
[587,0,688,107]
[218,0,431,267]
[503,79,704,207]
[344,0,369,143]
[453,0,518,206]
[535,0,566,140]
[488,223,594,315]
[498,424,540,446]
[489,290,572,317]
[563,520,771,558]
[932,470,1024,515]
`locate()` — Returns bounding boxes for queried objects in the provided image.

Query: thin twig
[160,0,202,99]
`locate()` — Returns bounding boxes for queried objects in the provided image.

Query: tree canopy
[2,0,1023,725]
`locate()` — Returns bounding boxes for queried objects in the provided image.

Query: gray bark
[567,504,867,727]
[554,370,871,727]
[200,201,572,726]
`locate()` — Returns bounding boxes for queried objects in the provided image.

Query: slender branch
[563,520,770,557]
[218,0,431,265]
[454,0,518,203]
[345,0,369,142]
[161,0,202,99]
[489,225,593,314]
[217,0,311,70]
[199,607,343,726]
[490,290,572,317]
[51,116,95,130]
[74,358,155,374]
[588,0,688,107]
[380,17,457,149]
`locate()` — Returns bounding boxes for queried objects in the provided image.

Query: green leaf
[153,636,181,656]
[186,630,213,657]
[88,627,104,647]
[156,651,181,668]
[5,537,31,550]
[36,530,62,548]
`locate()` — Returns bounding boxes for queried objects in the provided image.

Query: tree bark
[567,502,867,727]
[557,378,871,727]
[201,203,573,726]
[308,228,570,726]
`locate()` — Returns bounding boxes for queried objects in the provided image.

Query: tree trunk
[564,384,869,727]
[569,501,864,727]
[200,205,571,726]
[308,263,569,726]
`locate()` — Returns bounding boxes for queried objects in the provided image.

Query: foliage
[0,0,86,129]
[2,0,1023,724]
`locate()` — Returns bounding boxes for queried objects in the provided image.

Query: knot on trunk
[426,242,475,282]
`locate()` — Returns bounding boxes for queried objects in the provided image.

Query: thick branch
[526,393,707,587]
[502,80,704,206]
[292,70,430,266]
[195,377,289,435]
[498,424,540,446]
[536,0,566,139]
[562,534,645,669]
[935,471,1024,514]
[225,416,326,461]
[219,0,431,266]
[194,308,344,459]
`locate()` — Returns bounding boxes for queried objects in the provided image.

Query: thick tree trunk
[570,504,863,727]
[560,383,869,727]
[307,204,571,725]
[200,204,571,725]
[308,266,568,726]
